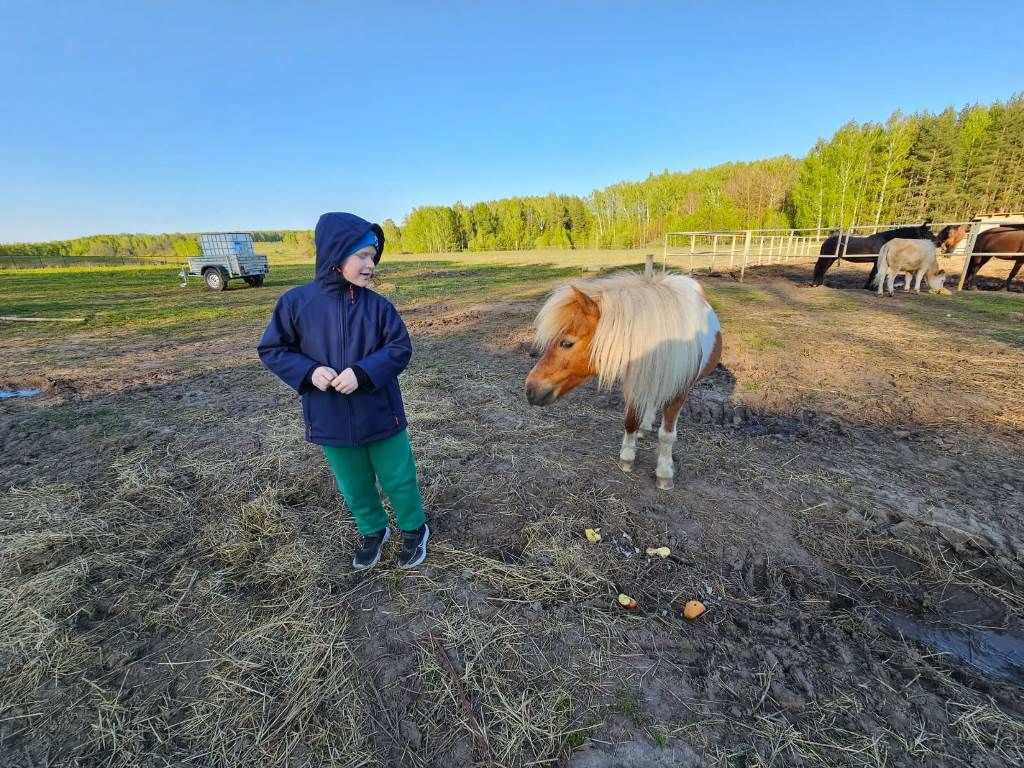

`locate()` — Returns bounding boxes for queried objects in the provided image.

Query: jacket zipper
[340,292,354,444]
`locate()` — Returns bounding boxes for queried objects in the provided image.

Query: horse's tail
[871,244,890,288]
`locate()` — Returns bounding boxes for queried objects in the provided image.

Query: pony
[872,238,947,297]
[525,272,722,490]
[811,221,935,288]
[962,225,1024,290]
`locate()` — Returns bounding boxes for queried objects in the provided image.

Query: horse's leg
[1004,258,1023,290]
[864,260,879,290]
[876,265,886,296]
[655,390,688,491]
[887,271,896,297]
[638,403,657,437]
[812,257,836,286]
[965,255,991,289]
[619,402,640,473]
[913,269,923,293]
[963,256,978,289]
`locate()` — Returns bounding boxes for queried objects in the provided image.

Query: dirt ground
[1,261,1023,767]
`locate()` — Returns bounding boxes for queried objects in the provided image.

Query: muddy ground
[1,261,1023,767]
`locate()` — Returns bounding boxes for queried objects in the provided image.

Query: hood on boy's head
[313,212,386,282]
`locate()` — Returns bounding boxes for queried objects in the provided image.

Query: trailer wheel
[203,268,228,291]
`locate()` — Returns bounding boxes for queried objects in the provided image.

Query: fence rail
[0,253,178,269]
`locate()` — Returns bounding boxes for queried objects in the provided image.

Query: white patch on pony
[619,430,637,471]
[534,272,718,418]
[655,425,678,489]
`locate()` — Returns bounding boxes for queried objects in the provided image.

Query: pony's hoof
[619,461,634,473]
[656,477,674,491]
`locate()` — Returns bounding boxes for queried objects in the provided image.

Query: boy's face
[341,246,376,286]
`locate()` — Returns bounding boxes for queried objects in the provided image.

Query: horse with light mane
[872,238,948,297]
[525,272,722,490]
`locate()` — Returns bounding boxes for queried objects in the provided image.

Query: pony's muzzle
[526,382,556,406]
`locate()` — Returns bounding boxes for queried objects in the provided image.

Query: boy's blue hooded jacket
[258,213,411,446]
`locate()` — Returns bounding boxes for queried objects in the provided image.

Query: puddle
[881,610,1024,683]
[0,388,42,400]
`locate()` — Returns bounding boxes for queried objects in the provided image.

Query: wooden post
[729,234,737,269]
[956,224,978,291]
[740,229,752,283]
[710,234,718,273]
[689,234,695,274]
[645,253,654,277]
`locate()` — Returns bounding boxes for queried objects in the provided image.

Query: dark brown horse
[811,222,935,288]
[962,225,1024,290]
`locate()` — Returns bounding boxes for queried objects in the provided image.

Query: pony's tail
[871,244,890,288]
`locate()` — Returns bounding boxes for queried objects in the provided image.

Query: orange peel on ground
[645,546,671,558]
[683,600,706,620]
[585,528,602,543]
[617,593,638,609]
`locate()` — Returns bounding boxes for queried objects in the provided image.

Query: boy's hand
[330,368,359,394]
[311,366,339,391]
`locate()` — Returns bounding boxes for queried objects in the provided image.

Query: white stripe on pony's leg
[655,394,686,491]
[655,423,678,490]
[620,403,640,473]
[619,430,638,473]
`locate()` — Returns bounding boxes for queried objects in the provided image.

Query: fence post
[956,224,978,291]
[645,253,654,277]
[740,230,752,283]
[729,234,737,269]
[710,234,718,273]
[689,234,695,274]
[662,232,668,273]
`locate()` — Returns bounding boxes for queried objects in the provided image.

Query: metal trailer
[179,232,270,291]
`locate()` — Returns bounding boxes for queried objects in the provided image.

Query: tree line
[791,94,1024,228]
[3,94,1021,263]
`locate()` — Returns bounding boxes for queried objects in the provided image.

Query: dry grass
[2,263,1023,767]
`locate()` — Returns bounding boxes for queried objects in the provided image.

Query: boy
[258,212,429,569]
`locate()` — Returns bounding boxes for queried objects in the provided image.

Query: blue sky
[2,1,1020,242]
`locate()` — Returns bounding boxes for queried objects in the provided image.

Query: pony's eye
[559,339,575,349]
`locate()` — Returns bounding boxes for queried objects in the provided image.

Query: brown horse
[935,224,968,254]
[962,225,1024,290]
[525,272,722,490]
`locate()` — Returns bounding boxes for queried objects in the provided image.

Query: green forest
[3,95,1022,263]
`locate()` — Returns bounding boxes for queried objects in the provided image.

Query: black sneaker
[397,524,430,569]
[352,528,390,570]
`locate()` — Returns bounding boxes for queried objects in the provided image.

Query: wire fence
[0,253,179,270]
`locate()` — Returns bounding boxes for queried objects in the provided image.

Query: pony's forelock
[533,285,583,351]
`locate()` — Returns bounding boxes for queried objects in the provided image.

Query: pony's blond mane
[534,272,712,415]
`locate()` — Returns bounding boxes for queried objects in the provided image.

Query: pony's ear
[570,286,600,320]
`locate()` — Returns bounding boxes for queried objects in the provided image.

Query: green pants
[322,429,425,536]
